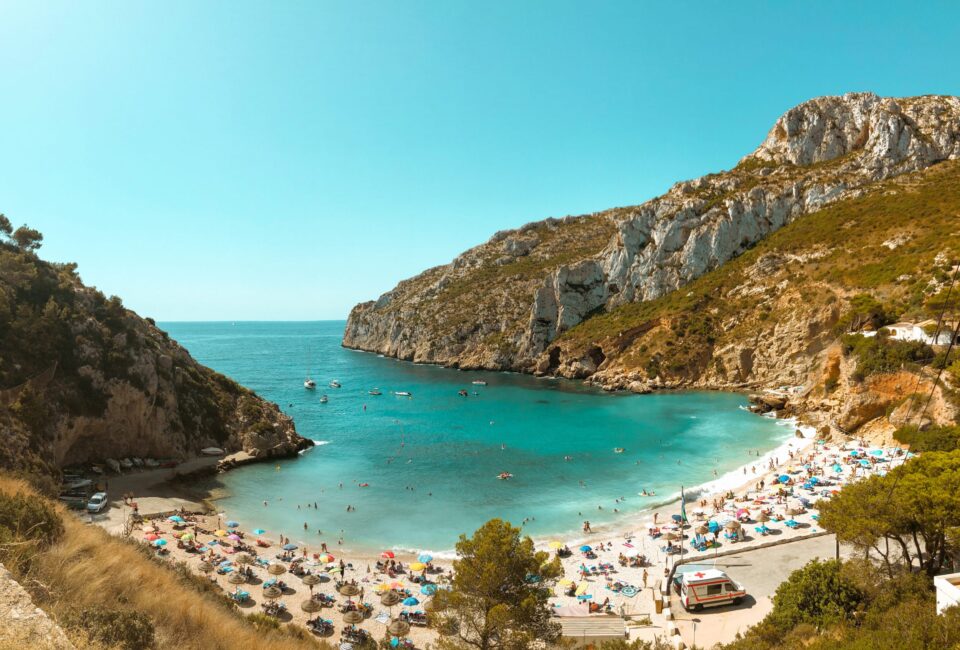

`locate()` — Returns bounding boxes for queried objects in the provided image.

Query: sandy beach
[98,419,911,648]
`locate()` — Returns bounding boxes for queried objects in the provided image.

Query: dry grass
[0,475,328,650]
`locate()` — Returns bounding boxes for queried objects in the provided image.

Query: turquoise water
[162,321,793,554]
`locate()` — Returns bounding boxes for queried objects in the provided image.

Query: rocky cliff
[0,239,311,474]
[344,93,960,379]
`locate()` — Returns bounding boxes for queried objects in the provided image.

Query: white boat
[395,391,412,397]
[329,380,342,388]
[201,447,224,456]
[304,379,317,389]
[320,395,329,403]
[472,380,488,386]
[105,458,121,473]
[369,388,382,395]
[119,458,134,469]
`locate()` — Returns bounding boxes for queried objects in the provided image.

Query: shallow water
[162,321,793,554]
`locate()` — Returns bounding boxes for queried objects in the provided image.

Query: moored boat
[304,378,317,389]
[329,380,341,388]
[369,388,382,395]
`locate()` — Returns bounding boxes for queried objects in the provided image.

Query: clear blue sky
[1,1,957,320]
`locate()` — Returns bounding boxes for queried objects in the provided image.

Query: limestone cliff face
[0,244,311,473]
[344,93,960,374]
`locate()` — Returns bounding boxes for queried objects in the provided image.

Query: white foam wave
[299,440,332,455]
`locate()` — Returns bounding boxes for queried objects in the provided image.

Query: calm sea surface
[161,321,793,554]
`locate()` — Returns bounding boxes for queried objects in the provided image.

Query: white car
[86,492,108,513]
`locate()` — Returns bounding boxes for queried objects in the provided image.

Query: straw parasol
[236,553,255,565]
[300,599,322,613]
[339,583,360,597]
[756,512,770,523]
[381,591,401,607]
[268,563,287,576]
[695,524,710,535]
[787,506,803,516]
[227,572,247,585]
[663,531,680,542]
[388,619,411,637]
[302,574,322,587]
[343,610,363,624]
[725,520,741,531]
[262,586,283,600]
[198,561,215,574]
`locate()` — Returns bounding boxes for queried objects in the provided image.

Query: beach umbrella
[227,572,247,585]
[870,449,884,456]
[228,534,241,541]
[181,533,195,542]
[144,533,159,541]
[421,583,437,596]
[778,475,790,484]
[375,583,392,593]
[253,528,266,535]
[548,541,563,550]
[696,524,710,535]
[153,539,167,547]
[381,591,401,606]
[418,553,433,563]
[410,562,426,572]
[317,553,335,563]
[756,512,770,523]
[787,506,803,516]
[402,596,420,606]
[236,553,254,565]
[199,561,215,574]
[262,586,283,600]
[302,574,322,587]
[168,515,185,523]
[268,563,287,576]
[301,598,322,613]
[558,578,574,587]
[389,581,405,591]
[339,584,360,597]
[859,459,871,468]
[282,542,298,551]
[214,529,228,537]
[381,551,395,559]
[623,548,641,558]
[142,525,156,533]
[326,565,342,574]
[579,545,592,552]
[724,520,740,531]
[663,531,680,542]
[226,521,239,528]
[388,620,411,637]
[343,611,364,625]
[707,521,720,533]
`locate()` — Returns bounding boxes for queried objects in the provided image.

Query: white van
[86,492,109,513]
[675,569,746,611]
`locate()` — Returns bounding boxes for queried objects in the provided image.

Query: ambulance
[674,569,746,611]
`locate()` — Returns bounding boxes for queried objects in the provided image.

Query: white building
[884,320,957,346]
[935,572,960,614]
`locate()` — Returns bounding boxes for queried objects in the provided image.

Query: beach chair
[785,520,800,529]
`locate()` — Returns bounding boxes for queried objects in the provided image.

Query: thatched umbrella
[787,506,803,516]
[724,520,741,531]
[339,583,360,597]
[198,561,215,574]
[381,591,401,607]
[388,619,411,637]
[343,610,363,624]
[263,586,283,600]
[227,572,247,585]
[663,531,680,542]
[302,573,322,586]
[236,553,255,565]
[695,524,710,535]
[756,512,770,523]
[268,563,287,576]
[300,598,322,613]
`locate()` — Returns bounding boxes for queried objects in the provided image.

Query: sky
[1,1,958,320]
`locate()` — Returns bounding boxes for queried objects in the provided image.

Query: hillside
[0,235,311,475]
[343,93,960,381]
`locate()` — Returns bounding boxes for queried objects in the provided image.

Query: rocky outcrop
[0,563,74,649]
[344,93,960,373]
[0,243,312,474]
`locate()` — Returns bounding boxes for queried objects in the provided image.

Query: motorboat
[614,447,626,454]
[329,380,341,388]
[320,395,329,403]
[368,388,382,396]
[472,380,488,386]
[201,447,225,456]
[395,391,412,397]
[304,379,317,389]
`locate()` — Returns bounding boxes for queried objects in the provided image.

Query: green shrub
[0,489,64,559]
[840,334,933,380]
[63,608,155,650]
[894,424,960,451]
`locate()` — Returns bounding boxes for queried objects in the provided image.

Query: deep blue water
[161,321,793,554]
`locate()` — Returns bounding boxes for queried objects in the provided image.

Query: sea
[161,321,797,556]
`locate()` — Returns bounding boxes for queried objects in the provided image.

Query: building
[884,320,957,346]
[935,572,960,614]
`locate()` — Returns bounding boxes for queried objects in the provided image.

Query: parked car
[86,492,109,513]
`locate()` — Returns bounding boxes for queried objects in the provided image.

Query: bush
[766,559,864,632]
[894,424,960,451]
[840,334,933,380]
[0,489,64,558]
[63,608,155,649]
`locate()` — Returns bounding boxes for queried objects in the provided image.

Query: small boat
[105,458,121,473]
[201,447,225,456]
[119,458,134,469]
[369,389,382,396]
[458,389,468,397]
[497,472,513,480]
[304,379,317,389]
[472,380,487,386]
[144,458,159,468]
[329,380,341,388]
[395,391,412,397]
[319,395,329,403]
[613,447,626,454]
